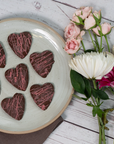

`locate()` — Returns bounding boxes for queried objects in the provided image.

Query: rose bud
[64,38,80,54]
[64,23,80,39]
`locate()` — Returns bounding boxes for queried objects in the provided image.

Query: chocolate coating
[30,83,54,110]
[1,93,25,120]
[30,50,54,78]
[8,32,32,59]
[5,63,29,91]
[0,44,6,68]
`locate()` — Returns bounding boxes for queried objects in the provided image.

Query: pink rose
[93,10,101,19]
[64,23,80,39]
[101,23,112,35]
[72,7,92,23]
[82,7,92,19]
[84,15,96,30]
[92,26,100,36]
[64,38,80,54]
[93,23,112,36]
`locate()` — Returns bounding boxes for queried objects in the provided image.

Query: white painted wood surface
[0,0,114,143]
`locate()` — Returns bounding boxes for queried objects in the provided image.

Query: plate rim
[0,17,73,134]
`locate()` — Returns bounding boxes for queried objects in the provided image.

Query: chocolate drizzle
[30,50,54,78]
[1,93,25,120]
[30,83,54,110]
[5,63,29,91]
[0,44,6,68]
[8,32,32,59]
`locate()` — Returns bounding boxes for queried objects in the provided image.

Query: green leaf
[98,101,103,107]
[98,29,102,36]
[70,70,85,94]
[92,106,97,117]
[92,106,104,117]
[93,14,98,21]
[71,20,81,26]
[85,49,96,53]
[76,15,84,25]
[82,98,88,101]
[86,103,94,107]
[83,77,91,99]
[92,89,109,100]
[73,94,85,100]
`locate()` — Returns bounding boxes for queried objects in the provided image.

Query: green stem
[81,41,86,52]
[100,35,102,51]
[93,79,97,89]
[74,53,76,57]
[104,35,110,52]
[92,79,105,144]
[99,118,106,144]
[88,30,96,51]
[99,24,103,52]
[93,33,100,51]
[98,117,102,144]
[102,126,106,144]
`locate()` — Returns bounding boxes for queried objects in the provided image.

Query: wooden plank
[44,121,113,144]
[52,0,114,50]
[52,0,114,22]
[62,96,114,138]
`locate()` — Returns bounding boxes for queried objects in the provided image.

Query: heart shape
[1,93,25,120]
[8,32,32,59]
[0,44,6,68]
[5,63,29,91]
[30,50,54,78]
[30,83,54,110]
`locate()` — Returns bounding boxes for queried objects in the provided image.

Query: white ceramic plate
[0,18,73,134]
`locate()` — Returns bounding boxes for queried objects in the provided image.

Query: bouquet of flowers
[63,6,114,144]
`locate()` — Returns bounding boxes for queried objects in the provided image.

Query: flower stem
[88,30,96,51]
[81,40,86,52]
[74,53,76,57]
[92,79,106,144]
[93,33,100,51]
[98,24,103,52]
[102,125,106,144]
[104,35,110,52]
[97,117,102,144]
[93,79,97,89]
[99,118,106,144]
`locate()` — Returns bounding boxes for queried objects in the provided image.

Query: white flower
[69,52,114,79]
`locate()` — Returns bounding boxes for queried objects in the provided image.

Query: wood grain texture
[44,122,113,144]
[0,0,114,143]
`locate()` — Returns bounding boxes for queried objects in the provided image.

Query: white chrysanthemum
[69,52,114,79]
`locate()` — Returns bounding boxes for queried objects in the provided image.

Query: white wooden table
[0,0,114,143]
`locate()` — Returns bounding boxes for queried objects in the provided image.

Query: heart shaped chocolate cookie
[1,93,25,120]
[8,32,32,59]
[30,50,54,78]
[30,83,54,110]
[0,44,6,68]
[5,63,29,91]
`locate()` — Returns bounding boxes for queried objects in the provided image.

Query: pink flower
[64,23,80,39]
[72,7,92,23]
[97,67,114,89]
[93,10,101,19]
[101,23,112,35]
[93,23,112,36]
[84,15,96,30]
[64,38,80,54]
[92,26,100,36]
